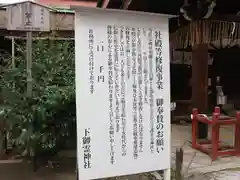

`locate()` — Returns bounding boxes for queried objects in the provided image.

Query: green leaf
[16,128,33,144]
[0,39,76,156]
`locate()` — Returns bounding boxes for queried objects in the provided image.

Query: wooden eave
[170,19,240,49]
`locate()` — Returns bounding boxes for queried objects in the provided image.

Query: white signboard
[75,7,171,180]
[6,2,50,31]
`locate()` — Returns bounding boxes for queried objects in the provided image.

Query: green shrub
[0,39,75,157]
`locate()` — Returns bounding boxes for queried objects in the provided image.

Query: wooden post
[12,37,15,69]
[26,31,33,97]
[175,148,183,180]
[192,44,208,139]
[12,37,15,89]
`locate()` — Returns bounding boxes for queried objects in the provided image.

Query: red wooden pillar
[192,44,209,139]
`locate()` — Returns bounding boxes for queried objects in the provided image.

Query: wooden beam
[210,13,240,23]
[123,0,148,11]
[123,0,132,9]
[5,36,74,40]
[0,29,74,38]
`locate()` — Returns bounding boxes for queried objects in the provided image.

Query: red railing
[192,107,240,160]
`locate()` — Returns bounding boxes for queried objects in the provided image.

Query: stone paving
[0,124,240,180]
[171,124,240,179]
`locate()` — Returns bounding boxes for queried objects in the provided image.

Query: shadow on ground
[0,158,76,180]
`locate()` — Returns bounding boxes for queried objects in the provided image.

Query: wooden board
[0,9,74,31]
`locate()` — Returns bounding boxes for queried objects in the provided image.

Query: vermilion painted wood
[37,0,97,7]
[192,107,240,161]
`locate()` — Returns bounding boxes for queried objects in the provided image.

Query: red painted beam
[37,0,98,7]
[123,0,132,9]
[101,0,110,8]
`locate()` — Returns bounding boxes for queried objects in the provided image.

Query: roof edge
[0,1,56,11]
[71,5,176,18]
